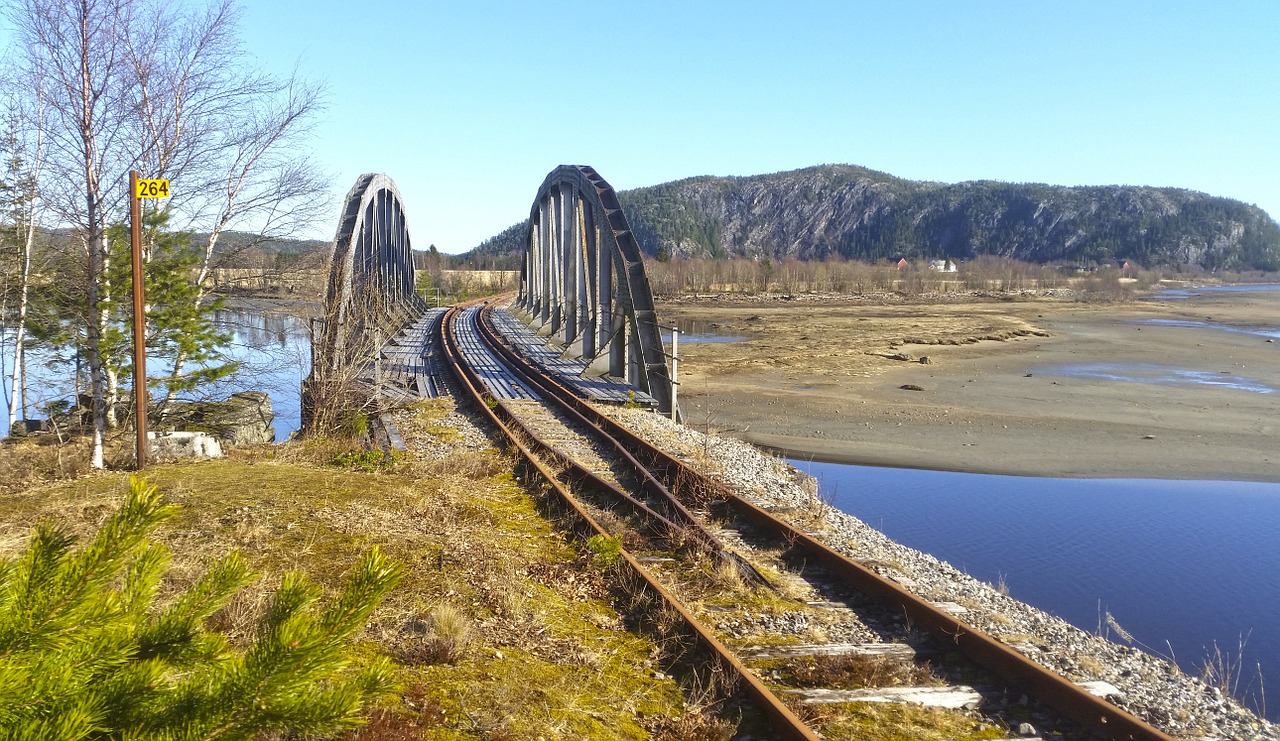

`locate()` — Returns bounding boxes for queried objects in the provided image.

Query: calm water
[1131,318,1280,340]
[204,310,311,439]
[662,318,748,344]
[1033,362,1278,394]
[1151,283,1280,300]
[791,460,1280,718]
[1,309,310,440]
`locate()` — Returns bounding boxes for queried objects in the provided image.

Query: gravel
[603,406,1278,741]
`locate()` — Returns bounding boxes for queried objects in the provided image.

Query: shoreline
[608,404,1278,738]
[660,287,1280,484]
[746,439,1280,484]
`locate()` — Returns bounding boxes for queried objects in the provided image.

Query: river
[1,307,311,440]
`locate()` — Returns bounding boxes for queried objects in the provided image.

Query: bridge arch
[516,165,675,418]
[319,173,424,365]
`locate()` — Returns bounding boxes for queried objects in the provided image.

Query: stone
[1076,680,1122,698]
[6,419,48,436]
[784,685,982,709]
[149,431,223,461]
[161,391,275,446]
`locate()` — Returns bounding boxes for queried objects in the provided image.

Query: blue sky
[30,1,1280,252]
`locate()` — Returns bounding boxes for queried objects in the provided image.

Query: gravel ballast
[604,405,1277,741]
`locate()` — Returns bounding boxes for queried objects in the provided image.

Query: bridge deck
[452,307,539,400]
[489,307,658,407]
[378,308,449,398]
[363,304,658,406]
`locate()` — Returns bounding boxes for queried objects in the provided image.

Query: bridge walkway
[374,308,449,400]
[488,306,657,408]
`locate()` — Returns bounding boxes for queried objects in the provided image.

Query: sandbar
[657,286,1280,482]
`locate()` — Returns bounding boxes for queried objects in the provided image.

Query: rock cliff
[473,165,1280,271]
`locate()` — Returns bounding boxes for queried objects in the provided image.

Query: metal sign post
[129,171,146,469]
[130,173,171,469]
[669,326,679,421]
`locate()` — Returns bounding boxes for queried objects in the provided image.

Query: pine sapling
[0,476,402,740]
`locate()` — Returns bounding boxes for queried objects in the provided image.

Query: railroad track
[436,301,1177,741]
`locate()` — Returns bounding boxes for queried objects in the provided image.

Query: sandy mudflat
[658,287,1280,482]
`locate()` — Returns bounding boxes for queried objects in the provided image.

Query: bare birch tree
[3,0,327,464]
[5,0,140,467]
[119,0,326,407]
[2,89,46,434]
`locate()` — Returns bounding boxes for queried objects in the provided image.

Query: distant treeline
[466,164,1280,272]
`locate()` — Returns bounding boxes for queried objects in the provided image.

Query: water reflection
[660,318,747,345]
[1,310,311,440]
[214,309,310,348]
[1034,362,1276,394]
[208,310,311,439]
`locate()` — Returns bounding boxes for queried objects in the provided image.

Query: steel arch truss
[319,174,424,364]
[516,165,674,417]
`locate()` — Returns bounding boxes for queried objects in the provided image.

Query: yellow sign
[135,179,171,199]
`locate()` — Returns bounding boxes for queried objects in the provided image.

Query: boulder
[162,391,276,446]
[149,431,223,461]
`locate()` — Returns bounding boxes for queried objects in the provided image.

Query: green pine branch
[0,477,401,741]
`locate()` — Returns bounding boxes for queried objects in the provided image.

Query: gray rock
[149,431,223,460]
[161,391,275,446]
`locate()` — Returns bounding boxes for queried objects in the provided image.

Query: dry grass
[0,397,695,739]
[780,654,941,689]
[397,602,473,666]
[657,301,1046,385]
[647,707,736,740]
[0,432,138,496]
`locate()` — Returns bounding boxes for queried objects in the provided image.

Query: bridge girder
[516,165,675,418]
[318,173,424,367]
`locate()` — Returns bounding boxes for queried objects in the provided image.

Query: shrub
[330,448,399,472]
[0,477,402,739]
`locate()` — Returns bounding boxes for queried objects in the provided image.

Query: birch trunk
[6,215,36,431]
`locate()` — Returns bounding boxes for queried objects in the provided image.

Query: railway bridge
[300,165,1182,741]
[306,165,678,425]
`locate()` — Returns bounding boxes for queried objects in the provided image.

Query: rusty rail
[438,304,820,741]
[475,304,1178,741]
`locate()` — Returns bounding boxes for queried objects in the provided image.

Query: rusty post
[130,171,147,469]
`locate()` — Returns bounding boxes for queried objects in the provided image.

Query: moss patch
[792,701,1010,741]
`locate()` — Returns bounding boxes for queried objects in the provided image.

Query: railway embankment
[603,406,1278,740]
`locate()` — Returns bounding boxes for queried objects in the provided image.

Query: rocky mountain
[471,165,1280,271]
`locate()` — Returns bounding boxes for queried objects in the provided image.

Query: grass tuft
[399,602,472,665]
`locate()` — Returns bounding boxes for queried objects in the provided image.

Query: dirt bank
[659,288,1280,482]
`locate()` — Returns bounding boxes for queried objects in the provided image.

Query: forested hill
[470,165,1280,271]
